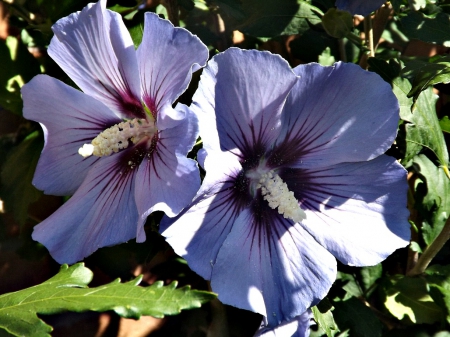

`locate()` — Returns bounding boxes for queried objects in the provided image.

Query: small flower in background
[161,48,411,331]
[22,0,208,264]
[335,0,386,16]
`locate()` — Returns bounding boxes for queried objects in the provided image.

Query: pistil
[78,118,156,158]
[257,170,306,223]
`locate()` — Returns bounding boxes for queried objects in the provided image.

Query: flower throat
[247,168,306,223]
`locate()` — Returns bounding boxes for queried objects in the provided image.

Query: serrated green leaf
[384,276,444,324]
[394,77,449,169]
[0,131,43,225]
[404,55,450,103]
[321,8,353,39]
[312,305,339,337]
[0,263,216,337]
[413,154,450,245]
[333,297,382,337]
[400,11,450,47]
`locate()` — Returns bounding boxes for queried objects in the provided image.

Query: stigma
[78,118,156,158]
[257,170,306,223]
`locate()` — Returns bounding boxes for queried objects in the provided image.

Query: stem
[407,215,450,276]
[358,3,392,68]
[364,15,375,58]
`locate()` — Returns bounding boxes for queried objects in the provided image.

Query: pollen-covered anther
[78,118,156,158]
[259,171,306,223]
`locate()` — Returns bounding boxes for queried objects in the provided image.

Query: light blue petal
[134,104,200,241]
[22,74,120,196]
[192,48,298,158]
[137,12,208,129]
[211,209,336,327]
[255,310,313,337]
[32,149,140,264]
[278,62,399,169]
[161,151,243,280]
[289,155,410,266]
[49,0,142,119]
[336,0,386,16]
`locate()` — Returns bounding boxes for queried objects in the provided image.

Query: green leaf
[361,264,383,292]
[394,77,449,168]
[321,8,353,39]
[318,47,336,66]
[367,57,402,84]
[384,276,444,324]
[312,304,339,337]
[220,0,323,38]
[425,265,450,323]
[440,116,450,134]
[404,55,450,104]
[290,28,338,64]
[127,11,146,48]
[0,36,40,115]
[400,11,450,47]
[0,132,43,225]
[336,272,362,300]
[333,297,382,337]
[413,154,450,246]
[0,263,216,337]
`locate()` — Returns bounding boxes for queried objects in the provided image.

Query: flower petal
[192,48,298,158]
[160,151,244,280]
[287,155,410,266]
[336,0,386,16]
[277,62,399,168]
[48,0,142,119]
[134,104,200,241]
[22,74,120,195]
[136,12,208,129]
[211,209,336,327]
[32,150,141,264]
[255,310,313,337]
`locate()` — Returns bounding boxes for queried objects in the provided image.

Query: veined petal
[137,12,208,129]
[277,62,399,169]
[192,48,298,159]
[32,149,141,264]
[211,209,336,326]
[336,0,386,16]
[49,0,142,119]
[22,74,120,196]
[288,155,410,266]
[134,104,200,241]
[160,152,243,280]
[255,310,313,337]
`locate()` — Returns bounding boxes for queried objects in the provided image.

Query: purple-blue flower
[255,311,313,337]
[336,0,386,16]
[161,48,410,328]
[22,0,208,264]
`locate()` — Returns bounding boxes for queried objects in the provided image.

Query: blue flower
[161,48,410,328]
[336,0,386,16]
[255,311,313,337]
[22,0,208,264]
